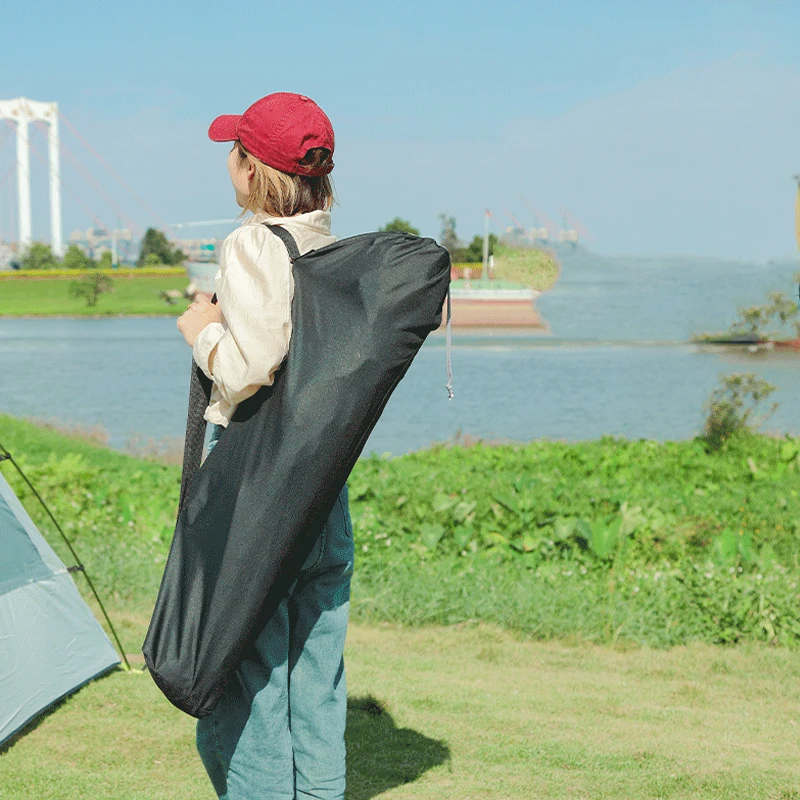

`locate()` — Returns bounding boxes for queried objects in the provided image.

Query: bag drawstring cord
[445,287,454,400]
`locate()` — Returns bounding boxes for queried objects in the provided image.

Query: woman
[176,92,354,800]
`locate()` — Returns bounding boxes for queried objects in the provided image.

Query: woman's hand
[177,294,223,347]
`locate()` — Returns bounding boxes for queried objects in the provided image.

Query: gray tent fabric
[0,471,119,745]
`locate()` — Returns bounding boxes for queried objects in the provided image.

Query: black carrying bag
[143,228,450,717]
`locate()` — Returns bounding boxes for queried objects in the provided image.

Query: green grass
[491,244,561,291]
[348,434,800,647]
[0,274,190,316]
[5,415,800,797]
[3,414,800,650]
[3,621,800,799]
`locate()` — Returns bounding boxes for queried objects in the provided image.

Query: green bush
[69,272,115,307]
[702,373,778,451]
[5,414,800,647]
[19,242,58,270]
[62,244,96,271]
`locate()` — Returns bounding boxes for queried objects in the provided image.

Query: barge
[444,280,546,329]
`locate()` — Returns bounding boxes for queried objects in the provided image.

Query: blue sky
[1,0,799,259]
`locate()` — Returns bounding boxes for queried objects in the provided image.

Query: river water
[1,247,799,454]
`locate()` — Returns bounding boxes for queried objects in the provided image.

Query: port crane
[518,194,555,242]
[559,207,592,244]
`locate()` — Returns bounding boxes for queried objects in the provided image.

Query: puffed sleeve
[191,224,294,408]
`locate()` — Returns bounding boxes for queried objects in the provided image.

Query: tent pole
[0,444,131,671]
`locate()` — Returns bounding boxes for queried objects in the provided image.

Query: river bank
[0,264,553,325]
[0,273,189,317]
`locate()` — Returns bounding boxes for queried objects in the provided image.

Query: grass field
[0,274,189,316]
[0,256,554,317]
[3,619,800,799]
[4,415,800,797]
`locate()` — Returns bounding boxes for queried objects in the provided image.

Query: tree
[97,251,114,269]
[729,292,798,339]
[62,244,96,271]
[137,228,186,267]
[69,272,114,307]
[379,217,420,236]
[20,242,58,270]
[767,291,798,326]
[730,305,771,337]
[694,284,800,343]
[454,234,498,264]
[437,213,460,256]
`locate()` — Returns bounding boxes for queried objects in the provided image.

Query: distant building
[69,227,134,264]
[173,238,223,263]
[0,243,17,270]
[500,228,551,248]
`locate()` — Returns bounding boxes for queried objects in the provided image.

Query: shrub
[62,244,96,271]
[702,373,778,451]
[19,242,58,270]
[69,272,114,307]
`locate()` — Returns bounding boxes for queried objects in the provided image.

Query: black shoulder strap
[264,223,301,261]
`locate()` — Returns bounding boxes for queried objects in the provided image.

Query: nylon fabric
[0,472,119,745]
[143,231,450,717]
[0,494,52,594]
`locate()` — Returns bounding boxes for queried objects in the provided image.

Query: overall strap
[264,223,301,261]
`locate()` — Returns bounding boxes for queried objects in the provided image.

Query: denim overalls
[196,424,355,800]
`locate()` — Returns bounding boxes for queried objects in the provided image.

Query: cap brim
[208,114,241,142]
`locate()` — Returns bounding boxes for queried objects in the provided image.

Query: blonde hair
[234,141,334,217]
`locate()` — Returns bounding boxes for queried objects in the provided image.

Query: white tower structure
[0,97,63,255]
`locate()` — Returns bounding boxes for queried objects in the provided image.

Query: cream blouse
[192,210,336,427]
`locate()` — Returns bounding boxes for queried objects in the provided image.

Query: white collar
[244,210,332,235]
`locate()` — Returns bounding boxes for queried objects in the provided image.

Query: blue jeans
[197,425,355,800]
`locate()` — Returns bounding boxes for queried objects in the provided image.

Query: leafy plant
[701,373,778,451]
[453,234,498,264]
[693,282,800,342]
[7,413,800,647]
[69,272,115,307]
[727,292,799,339]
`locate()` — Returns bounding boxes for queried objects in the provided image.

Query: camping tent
[0,470,119,745]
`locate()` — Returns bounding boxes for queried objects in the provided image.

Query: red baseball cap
[208,92,334,176]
